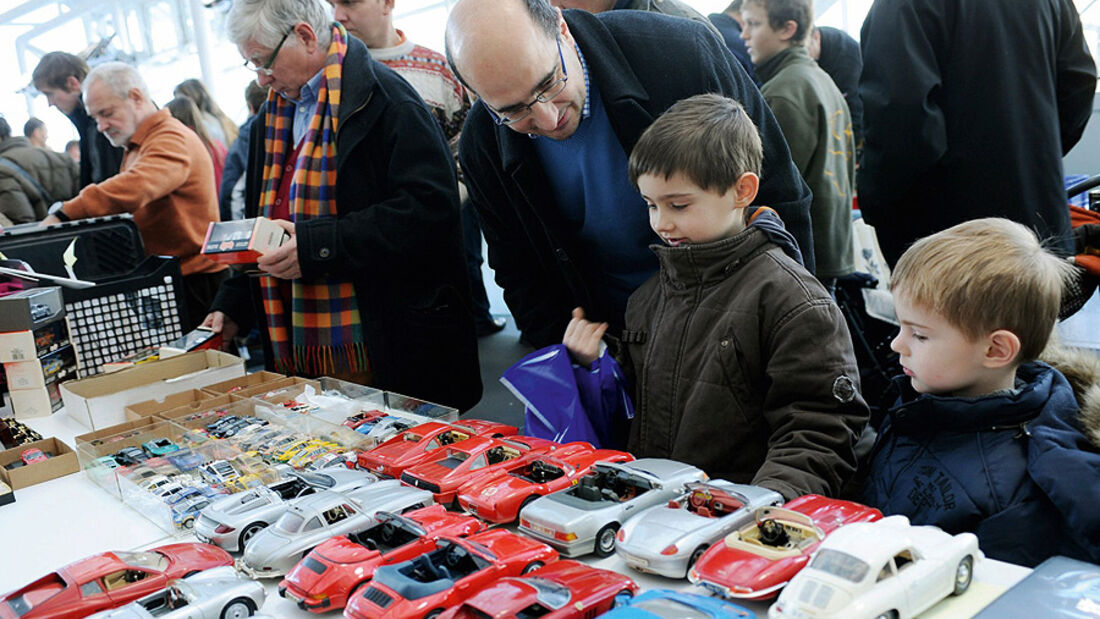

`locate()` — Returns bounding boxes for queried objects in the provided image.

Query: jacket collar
[0,136,31,156]
[755,45,812,83]
[887,362,1059,433]
[652,224,772,288]
[127,108,171,151]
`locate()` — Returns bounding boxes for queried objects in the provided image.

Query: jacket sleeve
[295,100,462,282]
[1055,0,1097,154]
[753,291,869,499]
[63,130,192,219]
[697,27,816,273]
[0,177,36,225]
[208,270,257,334]
[857,0,949,208]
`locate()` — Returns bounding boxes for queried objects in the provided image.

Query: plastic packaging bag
[500,344,634,449]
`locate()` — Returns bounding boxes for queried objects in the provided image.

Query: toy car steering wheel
[445,547,463,567]
[380,522,395,542]
[759,519,789,546]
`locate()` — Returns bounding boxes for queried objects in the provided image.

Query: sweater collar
[755,45,811,83]
[367,29,415,60]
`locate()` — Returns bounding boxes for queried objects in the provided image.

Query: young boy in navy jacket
[863,218,1100,566]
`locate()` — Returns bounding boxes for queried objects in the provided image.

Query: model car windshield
[114,551,169,571]
[526,577,571,609]
[275,511,306,533]
[403,432,423,442]
[634,598,710,618]
[810,549,871,583]
[295,472,335,488]
[439,450,471,468]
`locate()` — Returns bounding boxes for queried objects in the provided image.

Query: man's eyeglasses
[244,28,293,76]
[487,38,568,127]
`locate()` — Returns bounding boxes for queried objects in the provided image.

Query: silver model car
[238,479,434,578]
[194,468,377,551]
[84,566,265,619]
[518,458,707,558]
[615,480,783,578]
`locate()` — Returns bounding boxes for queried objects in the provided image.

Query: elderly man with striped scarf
[204,0,482,411]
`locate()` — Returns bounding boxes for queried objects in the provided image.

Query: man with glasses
[447,0,812,347]
[204,0,482,411]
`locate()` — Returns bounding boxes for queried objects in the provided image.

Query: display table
[0,410,1031,617]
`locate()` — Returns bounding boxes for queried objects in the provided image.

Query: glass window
[467,455,487,471]
[276,511,305,533]
[80,580,104,597]
[114,551,169,571]
[304,517,323,532]
[810,549,871,583]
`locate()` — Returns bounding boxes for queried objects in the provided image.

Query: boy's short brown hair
[891,218,1075,362]
[743,0,813,45]
[628,93,763,194]
[32,52,89,91]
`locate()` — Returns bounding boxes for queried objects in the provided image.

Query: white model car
[84,566,265,619]
[237,479,433,578]
[518,458,707,557]
[615,480,783,578]
[769,515,982,619]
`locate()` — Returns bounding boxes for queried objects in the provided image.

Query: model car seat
[576,476,602,502]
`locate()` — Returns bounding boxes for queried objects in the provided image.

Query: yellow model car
[272,439,313,462]
[288,443,343,469]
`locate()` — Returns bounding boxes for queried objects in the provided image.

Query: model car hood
[520,496,600,531]
[315,535,381,564]
[696,547,804,593]
[157,542,232,567]
[207,488,279,517]
[632,508,707,536]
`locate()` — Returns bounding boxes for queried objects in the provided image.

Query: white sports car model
[518,458,707,557]
[769,515,982,618]
[238,479,433,578]
[615,480,783,578]
[84,566,265,619]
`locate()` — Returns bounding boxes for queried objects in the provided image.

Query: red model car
[437,560,638,619]
[278,504,486,613]
[20,448,48,465]
[0,542,232,619]
[688,494,882,601]
[399,436,561,506]
[357,420,519,479]
[456,445,634,523]
[344,528,559,619]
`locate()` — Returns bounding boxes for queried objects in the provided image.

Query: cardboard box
[201,218,289,265]
[61,350,246,430]
[0,331,35,364]
[9,387,54,419]
[156,394,238,426]
[74,417,160,448]
[124,389,221,422]
[229,376,318,400]
[4,359,44,390]
[0,287,64,332]
[200,371,286,396]
[0,437,79,490]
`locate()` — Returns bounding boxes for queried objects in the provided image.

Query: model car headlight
[660,544,679,556]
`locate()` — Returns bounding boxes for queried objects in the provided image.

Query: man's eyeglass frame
[245,28,293,76]
[487,37,568,127]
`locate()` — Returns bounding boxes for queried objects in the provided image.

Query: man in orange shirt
[42,62,227,331]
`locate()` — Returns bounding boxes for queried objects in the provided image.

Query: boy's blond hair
[891,218,1074,362]
[628,93,762,194]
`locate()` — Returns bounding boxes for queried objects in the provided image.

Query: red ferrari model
[437,560,638,619]
[399,436,561,506]
[456,445,634,523]
[343,528,559,619]
[344,409,390,431]
[688,494,882,601]
[357,420,519,479]
[0,542,232,619]
[278,504,486,613]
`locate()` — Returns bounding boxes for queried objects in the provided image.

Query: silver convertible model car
[769,515,982,618]
[616,480,783,579]
[238,479,434,578]
[194,468,377,551]
[84,566,265,619]
[518,458,707,558]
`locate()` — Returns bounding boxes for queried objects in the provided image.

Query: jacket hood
[1038,342,1100,448]
[0,136,32,156]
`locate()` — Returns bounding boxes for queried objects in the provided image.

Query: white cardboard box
[60,350,246,430]
[9,387,54,419]
[5,359,45,390]
[0,330,35,363]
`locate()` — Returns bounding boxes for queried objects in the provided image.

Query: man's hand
[257,219,301,280]
[201,311,239,350]
[41,214,62,226]
[562,307,607,367]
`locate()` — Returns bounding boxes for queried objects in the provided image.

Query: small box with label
[201,217,289,265]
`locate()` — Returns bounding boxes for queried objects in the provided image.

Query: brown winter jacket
[623,227,868,500]
[0,137,78,226]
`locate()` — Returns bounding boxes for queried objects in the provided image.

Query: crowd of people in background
[3,0,1100,567]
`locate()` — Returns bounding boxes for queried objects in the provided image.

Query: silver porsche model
[237,479,434,578]
[615,480,784,578]
[84,566,265,619]
[194,468,377,551]
[518,458,708,558]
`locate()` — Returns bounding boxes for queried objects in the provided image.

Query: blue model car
[166,448,205,471]
[142,438,181,457]
[602,590,755,619]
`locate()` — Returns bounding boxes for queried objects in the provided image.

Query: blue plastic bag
[500,344,634,449]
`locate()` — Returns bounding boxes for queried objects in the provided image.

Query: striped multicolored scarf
[258,23,368,376]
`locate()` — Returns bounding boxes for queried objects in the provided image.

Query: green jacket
[758,47,855,279]
[0,137,79,227]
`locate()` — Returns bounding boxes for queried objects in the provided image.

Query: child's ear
[984,329,1021,369]
[734,172,759,208]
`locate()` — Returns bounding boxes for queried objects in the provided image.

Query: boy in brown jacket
[564,94,867,499]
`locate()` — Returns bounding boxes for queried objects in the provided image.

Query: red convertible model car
[456,445,633,523]
[278,504,486,613]
[357,420,518,479]
[688,494,882,601]
[437,560,638,619]
[399,436,561,506]
[0,542,232,619]
[343,528,559,619]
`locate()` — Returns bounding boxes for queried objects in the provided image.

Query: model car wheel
[953,556,974,595]
[519,494,540,516]
[221,598,255,619]
[183,570,201,578]
[182,517,195,530]
[687,545,708,573]
[521,561,544,574]
[612,589,635,608]
[594,523,619,557]
[239,522,264,549]
[424,609,444,618]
